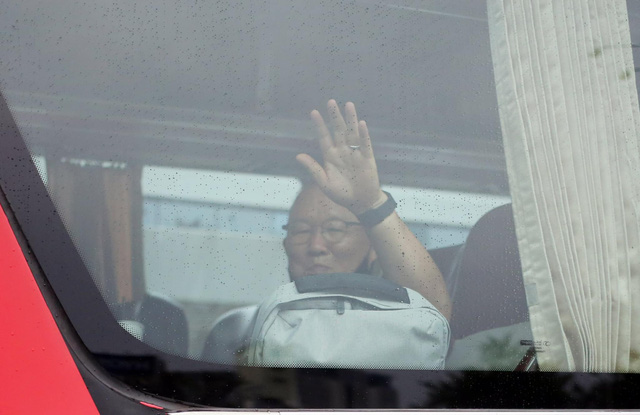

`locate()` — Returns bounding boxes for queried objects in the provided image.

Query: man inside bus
[285,99,451,319]
[201,100,451,363]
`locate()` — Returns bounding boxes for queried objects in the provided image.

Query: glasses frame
[283,220,362,245]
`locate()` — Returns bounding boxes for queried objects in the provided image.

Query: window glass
[2,0,640,409]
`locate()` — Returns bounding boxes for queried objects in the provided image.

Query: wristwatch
[356,191,397,228]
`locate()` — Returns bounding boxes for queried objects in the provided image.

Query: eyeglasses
[283,220,362,245]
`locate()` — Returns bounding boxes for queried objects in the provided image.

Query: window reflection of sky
[1,0,507,194]
[143,197,468,249]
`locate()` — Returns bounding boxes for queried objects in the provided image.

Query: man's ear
[282,236,291,253]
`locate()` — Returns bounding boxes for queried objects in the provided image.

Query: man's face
[284,186,374,280]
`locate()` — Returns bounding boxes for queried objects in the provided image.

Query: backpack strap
[294,273,410,304]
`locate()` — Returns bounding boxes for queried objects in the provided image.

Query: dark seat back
[201,305,258,364]
[139,292,189,356]
[449,203,529,341]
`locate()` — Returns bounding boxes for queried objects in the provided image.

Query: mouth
[306,264,331,275]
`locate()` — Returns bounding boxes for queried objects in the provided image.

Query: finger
[344,102,359,139]
[310,109,333,153]
[327,99,347,146]
[296,153,329,189]
[358,120,374,158]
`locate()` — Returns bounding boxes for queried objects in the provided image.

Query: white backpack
[244,273,450,369]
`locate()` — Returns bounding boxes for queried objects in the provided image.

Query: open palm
[296,100,385,214]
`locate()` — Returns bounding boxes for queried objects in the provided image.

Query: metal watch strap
[356,191,397,228]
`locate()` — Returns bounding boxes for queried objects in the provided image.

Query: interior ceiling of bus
[3,0,640,195]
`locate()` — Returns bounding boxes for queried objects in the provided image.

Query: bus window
[1,0,640,409]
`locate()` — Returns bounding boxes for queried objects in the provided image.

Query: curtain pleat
[489,0,640,371]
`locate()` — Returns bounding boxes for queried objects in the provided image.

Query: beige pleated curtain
[489,0,640,371]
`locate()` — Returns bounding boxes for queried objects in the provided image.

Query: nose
[307,227,329,255]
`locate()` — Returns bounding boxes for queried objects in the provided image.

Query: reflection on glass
[5,0,640,409]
